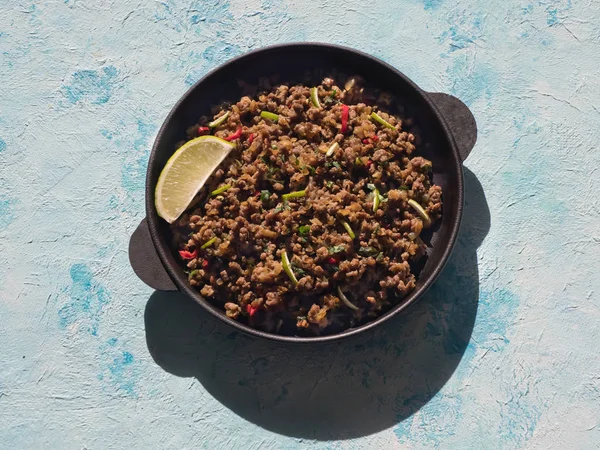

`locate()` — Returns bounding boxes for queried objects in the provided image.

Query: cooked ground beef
[171,76,442,336]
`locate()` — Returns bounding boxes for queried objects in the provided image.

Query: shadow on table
[144,168,489,440]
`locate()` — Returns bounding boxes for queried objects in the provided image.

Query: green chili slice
[281,250,299,285]
[260,111,279,122]
[408,199,431,226]
[340,219,355,239]
[370,111,395,130]
[373,187,381,212]
[211,184,231,196]
[326,142,339,157]
[201,237,217,249]
[281,190,306,201]
[208,111,230,128]
[310,87,321,108]
[337,286,359,310]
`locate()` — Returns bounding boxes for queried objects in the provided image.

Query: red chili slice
[248,133,254,144]
[179,249,197,260]
[371,134,379,141]
[327,257,338,264]
[362,138,370,144]
[224,126,243,141]
[340,104,349,133]
[246,304,258,317]
[366,159,373,168]
[197,126,210,135]
[202,259,209,269]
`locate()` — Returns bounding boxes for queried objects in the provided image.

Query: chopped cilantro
[291,263,306,278]
[260,190,270,202]
[328,245,346,254]
[358,246,379,257]
[298,225,311,235]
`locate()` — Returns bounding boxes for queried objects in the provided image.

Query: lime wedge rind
[155,136,236,223]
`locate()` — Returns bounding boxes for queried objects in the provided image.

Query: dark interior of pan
[145,43,464,342]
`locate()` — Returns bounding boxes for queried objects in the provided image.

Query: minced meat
[170,75,442,336]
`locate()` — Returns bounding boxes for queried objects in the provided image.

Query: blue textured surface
[1,0,600,448]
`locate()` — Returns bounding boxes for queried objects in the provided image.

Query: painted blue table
[1,1,599,448]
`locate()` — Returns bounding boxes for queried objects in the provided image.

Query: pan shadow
[144,168,489,440]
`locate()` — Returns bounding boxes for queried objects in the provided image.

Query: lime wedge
[155,136,236,223]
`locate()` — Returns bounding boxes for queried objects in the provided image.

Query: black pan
[129,43,477,343]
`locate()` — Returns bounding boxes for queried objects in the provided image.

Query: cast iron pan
[129,43,477,343]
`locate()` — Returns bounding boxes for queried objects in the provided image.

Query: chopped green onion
[211,184,231,196]
[337,286,359,310]
[298,225,310,235]
[310,87,321,108]
[208,111,230,128]
[281,190,306,201]
[201,237,217,249]
[260,111,279,122]
[376,252,384,262]
[408,199,431,226]
[373,187,381,212]
[281,250,298,285]
[332,161,342,169]
[326,142,339,157]
[370,112,395,130]
[188,269,199,280]
[340,219,355,239]
[326,181,334,189]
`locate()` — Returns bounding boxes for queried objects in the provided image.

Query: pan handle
[427,92,477,162]
[129,218,178,291]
